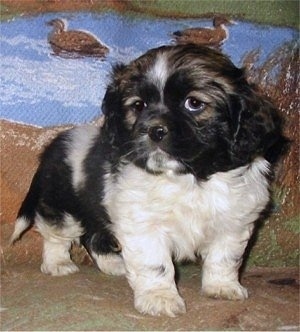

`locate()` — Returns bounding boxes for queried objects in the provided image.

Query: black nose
[148,125,168,142]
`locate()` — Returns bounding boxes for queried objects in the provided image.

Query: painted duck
[47,18,109,58]
[173,16,234,48]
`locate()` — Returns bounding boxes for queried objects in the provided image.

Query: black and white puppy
[11,45,285,317]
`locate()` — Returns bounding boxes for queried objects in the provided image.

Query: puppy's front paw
[41,261,79,276]
[135,289,186,317]
[202,282,248,300]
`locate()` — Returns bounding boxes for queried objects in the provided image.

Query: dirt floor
[1,226,299,331]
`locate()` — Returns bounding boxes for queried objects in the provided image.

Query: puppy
[11,45,286,317]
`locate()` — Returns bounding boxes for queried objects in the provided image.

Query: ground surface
[2,263,299,331]
[1,227,299,331]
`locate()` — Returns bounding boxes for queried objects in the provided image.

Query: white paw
[91,252,126,276]
[134,289,186,317]
[41,261,79,276]
[202,282,248,300]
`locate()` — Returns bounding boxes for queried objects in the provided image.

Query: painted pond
[0,12,297,126]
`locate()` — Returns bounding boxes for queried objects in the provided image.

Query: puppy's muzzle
[148,125,168,142]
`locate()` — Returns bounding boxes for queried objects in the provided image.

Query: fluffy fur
[11,45,286,317]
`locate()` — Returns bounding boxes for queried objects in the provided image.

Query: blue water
[0,12,297,126]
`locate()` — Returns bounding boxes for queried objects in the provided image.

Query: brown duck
[47,18,109,58]
[173,16,234,48]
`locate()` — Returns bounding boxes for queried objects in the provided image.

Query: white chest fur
[104,157,270,261]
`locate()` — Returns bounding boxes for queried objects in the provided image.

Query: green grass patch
[0,3,15,21]
[131,0,299,28]
[284,215,300,234]
[1,1,299,27]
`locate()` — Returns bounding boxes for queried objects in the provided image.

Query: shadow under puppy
[11,45,286,317]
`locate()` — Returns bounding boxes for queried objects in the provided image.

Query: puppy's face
[102,45,284,179]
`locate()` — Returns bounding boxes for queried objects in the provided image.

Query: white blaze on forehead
[147,53,169,93]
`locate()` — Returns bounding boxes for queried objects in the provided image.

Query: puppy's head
[102,45,286,179]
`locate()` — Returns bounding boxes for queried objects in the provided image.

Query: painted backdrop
[1,1,299,267]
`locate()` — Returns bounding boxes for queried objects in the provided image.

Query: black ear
[101,63,126,116]
[100,83,121,147]
[100,64,130,151]
[229,86,287,165]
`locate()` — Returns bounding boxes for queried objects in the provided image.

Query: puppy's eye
[132,100,147,112]
[184,97,206,113]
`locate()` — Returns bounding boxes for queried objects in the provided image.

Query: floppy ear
[229,86,287,165]
[101,64,129,149]
[101,63,126,116]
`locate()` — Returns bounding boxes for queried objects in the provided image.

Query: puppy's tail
[10,217,33,245]
[10,168,41,244]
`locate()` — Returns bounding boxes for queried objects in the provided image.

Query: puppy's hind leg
[91,252,126,276]
[84,232,126,276]
[36,214,83,276]
[41,237,79,276]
